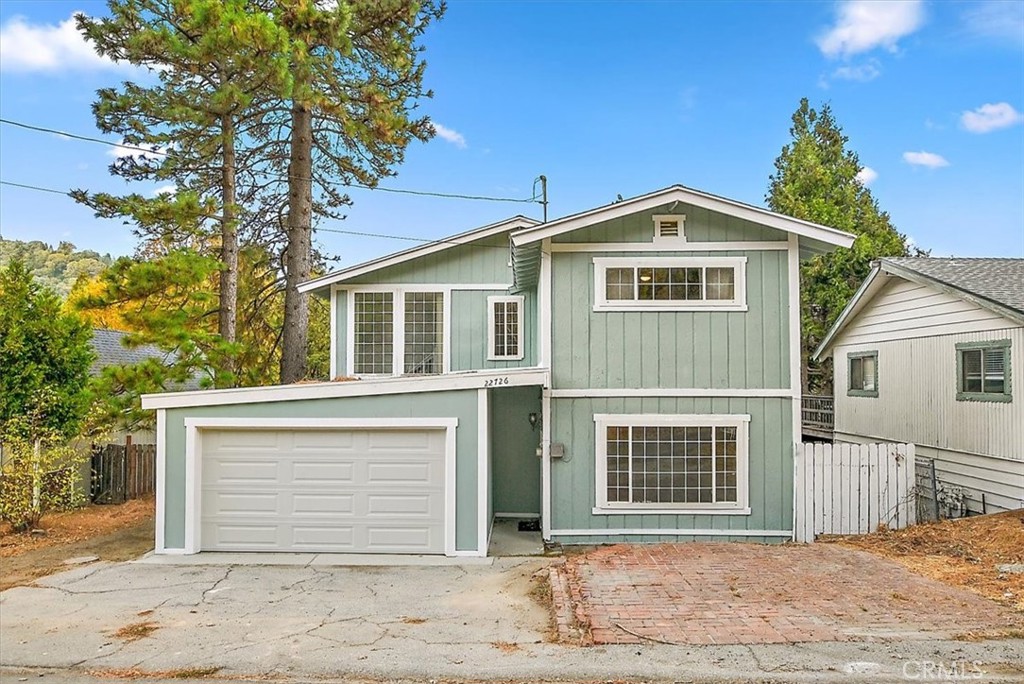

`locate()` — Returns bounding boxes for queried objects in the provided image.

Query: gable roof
[298,215,540,295]
[813,257,1024,361]
[509,184,856,252]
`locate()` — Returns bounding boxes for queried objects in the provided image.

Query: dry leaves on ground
[0,496,155,558]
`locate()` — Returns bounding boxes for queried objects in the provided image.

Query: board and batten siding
[830,277,1023,513]
[160,390,482,553]
[551,249,790,389]
[548,397,793,542]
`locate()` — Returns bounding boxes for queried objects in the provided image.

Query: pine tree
[767,98,916,393]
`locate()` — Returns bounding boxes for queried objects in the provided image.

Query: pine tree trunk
[218,114,238,350]
[280,101,313,384]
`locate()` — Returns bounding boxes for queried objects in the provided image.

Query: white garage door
[200,428,446,553]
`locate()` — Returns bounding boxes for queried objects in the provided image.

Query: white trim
[550,388,795,398]
[592,256,748,312]
[541,388,551,540]
[787,233,802,543]
[594,413,751,514]
[511,185,856,249]
[652,214,687,243]
[494,512,540,518]
[155,548,190,555]
[812,264,884,361]
[477,388,490,556]
[487,295,525,361]
[179,417,460,556]
[549,241,788,253]
[154,409,166,554]
[346,290,356,376]
[592,507,752,516]
[334,283,513,292]
[143,367,550,409]
[299,215,539,293]
[329,287,338,379]
[549,528,793,538]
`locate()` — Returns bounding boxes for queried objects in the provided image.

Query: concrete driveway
[2,554,1023,683]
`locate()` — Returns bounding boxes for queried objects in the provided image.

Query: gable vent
[653,214,686,241]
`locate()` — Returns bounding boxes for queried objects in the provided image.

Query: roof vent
[653,214,686,242]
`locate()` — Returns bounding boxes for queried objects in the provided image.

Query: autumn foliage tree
[767,99,916,393]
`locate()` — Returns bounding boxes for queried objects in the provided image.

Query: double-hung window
[351,289,445,376]
[847,351,878,397]
[956,340,1011,402]
[595,414,750,514]
[488,295,524,361]
[593,257,747,311]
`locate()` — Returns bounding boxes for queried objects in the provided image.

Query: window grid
[605,425,738,505]
[961,347,1006,394]
[492,299,520,358]
[404,292,443,375]
[604,265,736,303]
[353,292,394,374]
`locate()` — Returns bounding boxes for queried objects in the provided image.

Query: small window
[594,257,747,311]
[596,414,750,513]
[488,296,524,361]
[652,214,686,242]
[848,351,878,397]
[957,340,1012,402]
[353,292,394,374]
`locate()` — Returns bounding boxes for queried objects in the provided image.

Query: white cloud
[903,151,950,168]
[855,166,878,185]
[831,61,881,82]
[960,102,1024,133]
[150,185,177,197]
[817,0,925,59]
[430,122,467,149]
[108,140,167,160]
[962,1,1024,46]
[0,13,129,73]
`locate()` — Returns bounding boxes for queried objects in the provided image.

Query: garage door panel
[201,427,446,554]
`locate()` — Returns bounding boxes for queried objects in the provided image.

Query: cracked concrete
[1,558,1022,683]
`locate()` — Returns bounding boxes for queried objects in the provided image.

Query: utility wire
[0,117,540,204]
[0,178,511,250]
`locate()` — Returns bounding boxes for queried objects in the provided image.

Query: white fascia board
[511,185,856,250]
[812,265,887,361]
[141,367,551,410]
[299,216,539,295]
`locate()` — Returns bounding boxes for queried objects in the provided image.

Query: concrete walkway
[1,559,1022,683]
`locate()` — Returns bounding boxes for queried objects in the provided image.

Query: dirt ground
[0,497,154,591]
[823,509,1024,613]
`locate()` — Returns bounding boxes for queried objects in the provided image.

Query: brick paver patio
[548,543,1023,645]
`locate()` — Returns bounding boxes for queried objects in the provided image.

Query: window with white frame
[595,414,750,513]
[488,296,524,360]
[351,289,445,376]
[594,257,747,311]
[353,292,395,374]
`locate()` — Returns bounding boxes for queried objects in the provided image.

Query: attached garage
[142,368,548,558]
[200,427,448,554]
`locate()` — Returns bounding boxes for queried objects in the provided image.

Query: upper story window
[847,351,878,397]
[652,214,687,242]
[488,295,524,361]
[352,289,445,376]
[593,257,747,312]
[595,414,750,514]
[956,339,1011,403]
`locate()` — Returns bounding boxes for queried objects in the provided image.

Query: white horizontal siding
[835,433,1023,514]
[838,279,1009,345]
[833,326,1023,462]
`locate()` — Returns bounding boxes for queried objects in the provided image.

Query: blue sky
[1,0,1022,265]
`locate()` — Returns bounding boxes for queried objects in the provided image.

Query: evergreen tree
[767,98,917,393]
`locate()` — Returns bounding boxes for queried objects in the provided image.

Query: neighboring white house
[814,257,1024,514]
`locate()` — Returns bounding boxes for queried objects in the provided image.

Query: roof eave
[812,264,886,362]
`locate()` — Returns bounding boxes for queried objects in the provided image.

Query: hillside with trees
[0,239,114,299]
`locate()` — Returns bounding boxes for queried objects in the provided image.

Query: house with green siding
[142,185,854,557]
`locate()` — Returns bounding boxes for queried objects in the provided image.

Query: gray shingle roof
[880,257,1024,315]
[90,329,175,375]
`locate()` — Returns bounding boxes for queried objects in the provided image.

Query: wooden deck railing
[801,394,834,434]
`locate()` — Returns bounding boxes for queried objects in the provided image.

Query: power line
[0,117,540,204]
[0,177,510,249]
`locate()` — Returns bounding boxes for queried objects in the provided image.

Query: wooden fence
[91,442,156,504]
[793,442,916,543]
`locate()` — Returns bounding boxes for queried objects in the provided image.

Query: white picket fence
[793,442,916,543]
